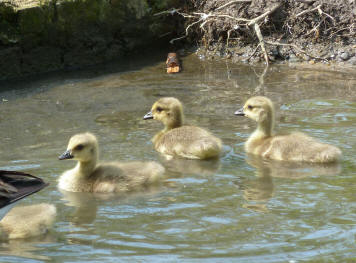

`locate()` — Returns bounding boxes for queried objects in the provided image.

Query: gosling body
[144,97,222,159]
[0,203,56,239]
[58,133,165,193]
[235,96,341,163]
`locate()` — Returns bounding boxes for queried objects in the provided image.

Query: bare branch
[317,5,335,23]
[246,44,261,61]
[216,0,251,11]
[295,5,320,17]
[247,3,282,26]
[296,4,335,23]
[212,14,249,23]
[254,23,269,65]
[170,18,204,44]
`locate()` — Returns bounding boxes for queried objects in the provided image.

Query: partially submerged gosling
[0,171,56,239]
[0,203,56,239]
[144,97,222,159]
[0,170,49,220]
[235,96,342,163]
[58,133,165,193]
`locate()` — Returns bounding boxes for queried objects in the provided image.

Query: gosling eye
[247,105,253,110]
[156,107,163,112]
[74,144,84,151]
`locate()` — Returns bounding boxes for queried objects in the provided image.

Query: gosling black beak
[234,107,245,116]
[59,150,73,160]
[143,111,153,120]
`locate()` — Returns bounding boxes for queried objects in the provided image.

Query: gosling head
[235,96,274,124]
[59,133,98,162]
[143,97,183,129]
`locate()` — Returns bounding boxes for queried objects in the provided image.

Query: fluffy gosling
[58,133,165,193]
[235,96,342,163]
[0,203,56,239]
[144,97,222,159]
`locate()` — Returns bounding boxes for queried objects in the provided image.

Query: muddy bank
[168,0,356,66]
[1,0,355,81]
[0,0,181,80]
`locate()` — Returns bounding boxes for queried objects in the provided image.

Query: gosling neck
[164,112,183,131]
[254,112,275,138]
[75,154,98,176]
[256,119,274,137]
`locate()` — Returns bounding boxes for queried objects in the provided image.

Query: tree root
[155,1,353,64]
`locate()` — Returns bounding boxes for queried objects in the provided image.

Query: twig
[227,29,233,47]
[200,19,212,30]
[246,3,282,65]
[254,23,269,65]
[169,35,187,44]
[328,27,351,38]
[247,3,282,26]
[154,8,195,18]
[296,5,319,17]
[296,4,335,23]
[305,19,323,36]
[154,8,179,16]
[216,0,251,11]
[170,18,204,44]
[316,5,335,23]
[295,0,315,3]
[212,14,250,23]
[246,44,261,61]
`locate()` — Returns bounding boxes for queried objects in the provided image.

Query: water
[0,54,355,262]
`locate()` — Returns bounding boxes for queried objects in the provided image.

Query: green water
[0,54,355,262]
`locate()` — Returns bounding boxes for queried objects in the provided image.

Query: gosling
[0,203,56,239]
[0,170,56,239]
[235,96,342,163]
[143,97,222,159]
[58,133,165,193]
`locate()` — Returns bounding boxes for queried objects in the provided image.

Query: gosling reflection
[0,234,55,261]
[60,190,99,225]
[60,184,167,225]
[239,156,274,213]
[159,156,220,176]
[241,155,341,212]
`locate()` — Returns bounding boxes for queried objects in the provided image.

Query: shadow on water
[0,48,172,99]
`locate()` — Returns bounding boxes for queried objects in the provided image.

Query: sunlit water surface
[0,54,355,262]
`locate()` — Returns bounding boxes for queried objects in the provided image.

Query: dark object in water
[0,170,48,209]
[166,52,181,73]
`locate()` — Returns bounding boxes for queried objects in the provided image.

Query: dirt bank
[165,0,356,66]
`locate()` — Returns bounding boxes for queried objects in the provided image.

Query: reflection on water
[160,157,220,176]
[0,234,55,261]
[0,53,355,262]
[60,190,100,225]
[240,155,342,213]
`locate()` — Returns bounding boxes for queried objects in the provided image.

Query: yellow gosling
[0,203,56,239]
[58,133,165,193]
[143,97,222,159]
[235,96,342,163]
